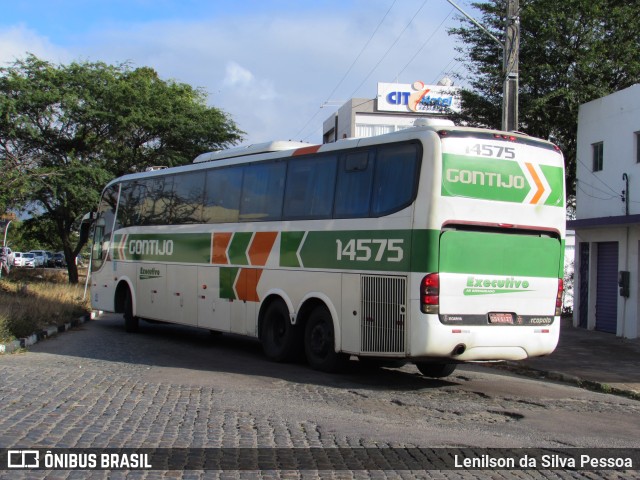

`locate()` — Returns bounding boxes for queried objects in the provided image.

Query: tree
[449,0,640,196]
[0,54,243,283]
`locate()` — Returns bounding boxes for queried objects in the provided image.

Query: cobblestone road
[1,314,638,479]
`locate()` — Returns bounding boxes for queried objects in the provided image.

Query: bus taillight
[555,278,564,316]
[420,273,439,314]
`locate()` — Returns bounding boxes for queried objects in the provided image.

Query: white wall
[576,84,640,219]
[573,84,640,339]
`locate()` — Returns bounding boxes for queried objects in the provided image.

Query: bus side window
[371,143,419,216]
[170,172,205,224]
[284,155,337,219]
[117,181,144,228]
[334,151,374,218]
[203,166,243,223]
[239,162,286,222]
[138,177,170,225]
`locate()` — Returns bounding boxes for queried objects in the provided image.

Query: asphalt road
[1,313,638,478]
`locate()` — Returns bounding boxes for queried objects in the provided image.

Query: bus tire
[304,306,347,373]
[415,362,456,378]
[261,300,298,362]
[123,288,139,333]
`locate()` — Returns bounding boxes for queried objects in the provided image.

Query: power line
[576,183,617,201]
[323,0,397,105]
[348,0,429,98]
[293,0,397,141]
[578,180,618,199]
[576,157,621,196]
[396,6,455,82]
[431,58,458,84]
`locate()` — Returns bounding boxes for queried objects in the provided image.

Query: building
[322,81,460,143]
[569,84,640,339]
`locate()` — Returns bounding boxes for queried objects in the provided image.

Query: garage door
[595,242,618,334]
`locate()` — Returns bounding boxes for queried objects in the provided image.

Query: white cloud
[0,2,462,145]
[0,24,70,65]
[223,62,254,87]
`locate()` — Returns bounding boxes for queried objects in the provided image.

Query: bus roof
[193,141,314,163]
[104,124,560,190]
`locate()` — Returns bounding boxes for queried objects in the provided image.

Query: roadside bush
[0,269,91,343]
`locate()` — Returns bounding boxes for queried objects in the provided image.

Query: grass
[0,267,91,343]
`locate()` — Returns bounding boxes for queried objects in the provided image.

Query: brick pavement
[0,315,638,479]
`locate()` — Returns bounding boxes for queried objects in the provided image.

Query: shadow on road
[31,313,470,392]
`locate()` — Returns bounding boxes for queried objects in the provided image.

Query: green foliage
[449,0,640,196]
[0,272,91,342]
[0,54,243,282]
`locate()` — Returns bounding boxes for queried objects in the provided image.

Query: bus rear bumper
[409,314,560,361]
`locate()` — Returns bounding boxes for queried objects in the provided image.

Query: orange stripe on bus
[212,232,233,264]
[525,162,544,204]
[248,232,278,266]
[235,268,262,302]
[292,145,321,156]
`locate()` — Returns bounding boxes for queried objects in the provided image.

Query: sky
[0,0,476,147]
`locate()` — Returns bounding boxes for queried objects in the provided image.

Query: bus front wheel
[123,289,139,333]
[260,300,299,362]
[415,362,457,378]
[304,306,347,373]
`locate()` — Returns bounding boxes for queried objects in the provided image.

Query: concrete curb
[0,313,92,354]
[492,361,640,401]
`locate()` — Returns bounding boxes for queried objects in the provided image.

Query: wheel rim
[309,321,331,358]
[270,314,286,347]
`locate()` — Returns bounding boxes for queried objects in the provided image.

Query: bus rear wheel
[415,362,457,378]
[123,288,139,333]
[261,300,299,362]
[304,306,347,373]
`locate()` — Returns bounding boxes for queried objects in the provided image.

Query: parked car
[53,252,66,268]
[45,251,55,267]
[29,250,46,267]
[22,252,36,268]
[13,251,24,267]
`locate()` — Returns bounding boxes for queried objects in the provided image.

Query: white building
[569,84,640,339]
[322,81,460,143]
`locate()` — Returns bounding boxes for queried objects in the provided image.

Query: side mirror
[79,221,92,245]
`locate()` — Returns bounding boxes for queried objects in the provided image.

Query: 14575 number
[336,239,404,262]
[466,143,516,159]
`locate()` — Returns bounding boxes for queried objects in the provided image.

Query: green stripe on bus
[279,230,436,273]
[439,230,561,277]
[280,231,305,268]
[441,154,564,206]
[442,154,529,203]
[220,267,239,299]
[540,164,564,207]
[228,232,252,265]
[410,229,439,273]
[111,229,563,278]
[118,233,211,263]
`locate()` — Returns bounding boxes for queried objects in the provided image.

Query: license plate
[488,312,514,324]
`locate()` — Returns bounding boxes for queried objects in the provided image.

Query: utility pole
[446,0,520,131]
[502,0,519,132]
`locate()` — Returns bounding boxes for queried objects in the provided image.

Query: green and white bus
[89,121,565,377]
